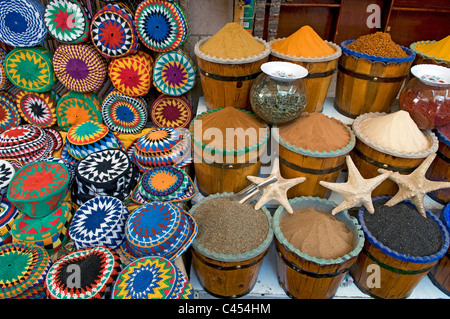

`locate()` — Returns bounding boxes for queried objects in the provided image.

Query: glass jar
[398,64,450,130]
[250,62,308,125]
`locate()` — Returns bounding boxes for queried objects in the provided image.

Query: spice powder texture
[347,32,408,58]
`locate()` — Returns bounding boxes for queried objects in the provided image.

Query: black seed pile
[362,199,444,257]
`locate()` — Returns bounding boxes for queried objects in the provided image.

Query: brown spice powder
[280,207,354,260]
[194,197,269,255]
[278,112,350,152]
[347,32,408,58]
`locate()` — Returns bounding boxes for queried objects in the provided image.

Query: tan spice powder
[347,32,408,58]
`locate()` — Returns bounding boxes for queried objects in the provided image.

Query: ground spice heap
[363,199,444,257]
[199,22,266,60]
[415,35,450,60]
[193,196,269,255]
[280,207,354,260]
[197,107,267,150]
[278,112,350,152]
[271,25,336,58]
[347,32,408,58]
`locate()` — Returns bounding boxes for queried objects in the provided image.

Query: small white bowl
[261,61,308,81]
[411,64,450,86]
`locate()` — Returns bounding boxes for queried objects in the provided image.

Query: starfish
[247,157,306,214]
[378,153,450,218]
[319,155,392,215]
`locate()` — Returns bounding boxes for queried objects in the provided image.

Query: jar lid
[261,61,308,81]
[411,64,450,86]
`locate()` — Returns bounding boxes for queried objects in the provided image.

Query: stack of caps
[129,127,192,171]
[135,0,188,53]
[101,90,148,135]
[91,3,139,59]
[69,196,131,250]
[0,159,16,200]
[111,255,193,299]
[0,197,18,245]
[150,94,193,129]
[11,201,73,254]
[6,160,70,218]
[5,47,56,93]
[0,125,60,165]
[65,120,124,162]
[0,0,48,47]
[53,44,107,93]
[153,50,196,96]
[121,201,197,262]
[44,0,91,44]
[15,90,58,128]
[108,51,154,97]
[131,165,196,204]
[0,48,11,91]
[0,92,21,133]
[72,148,139,204]
[0,242,51,299]
[56,91,103,131]
[45,246,122,299]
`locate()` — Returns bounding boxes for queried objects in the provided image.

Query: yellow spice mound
[358,111,430,154]
[415,35,450,61]
[271,25,335,58]
[199,22,266,60]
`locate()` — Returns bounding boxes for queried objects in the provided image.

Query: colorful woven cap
[108,51,154,97]
[69,196,130,250]
[44,0,91,44]
[0,242,50,299]
[65,120,124,161]
[91,3,139,59]
[131,165,196,204]
[150,94,193,128]
[135,0,188,53]
[123,201,197,261]
[153,50,196,96]
[0,47,11,91]
[72,148,139,204]
[130,127,193,170]
[0,0,48,47]
[0,159,15,200]
[16,90,57,128]
[45,246,121,299]
[102,90,148,135]
[112,255,193,299]
[0,92,21,133]
[0,124,58,165]
[53,44,107,93]
[7,161,70,218]
[5,47,56,93]
[0,197,18,246]
[56,91,102,131]
[11,201,73,254]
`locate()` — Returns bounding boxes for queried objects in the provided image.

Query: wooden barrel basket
[410,41,450,69]
[351,198,450,299]
[269,39,342,113]
[351,112,439,197]
[194,36,270,111]
[272,197,364,299]
[428,204,450,296]
[190,193,274,298]
[190,108,270,196]
[426,126,450,204]
[335,40,415,118]
[273,116,356,198]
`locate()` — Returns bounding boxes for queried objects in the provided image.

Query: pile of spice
[271,25,336,58]
[280,207,354,260]
[347,32,408,58]
[362,199,444,257]
[414,35,450,61]
[196,107,267,150]
[278,112,350,152]
[199,22,266,60]
[357,111,430,154]
[193,196,269,255]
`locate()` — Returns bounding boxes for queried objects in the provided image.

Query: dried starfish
[247,157,305,214]
[320,155,392,215]
[378,153,450,218]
